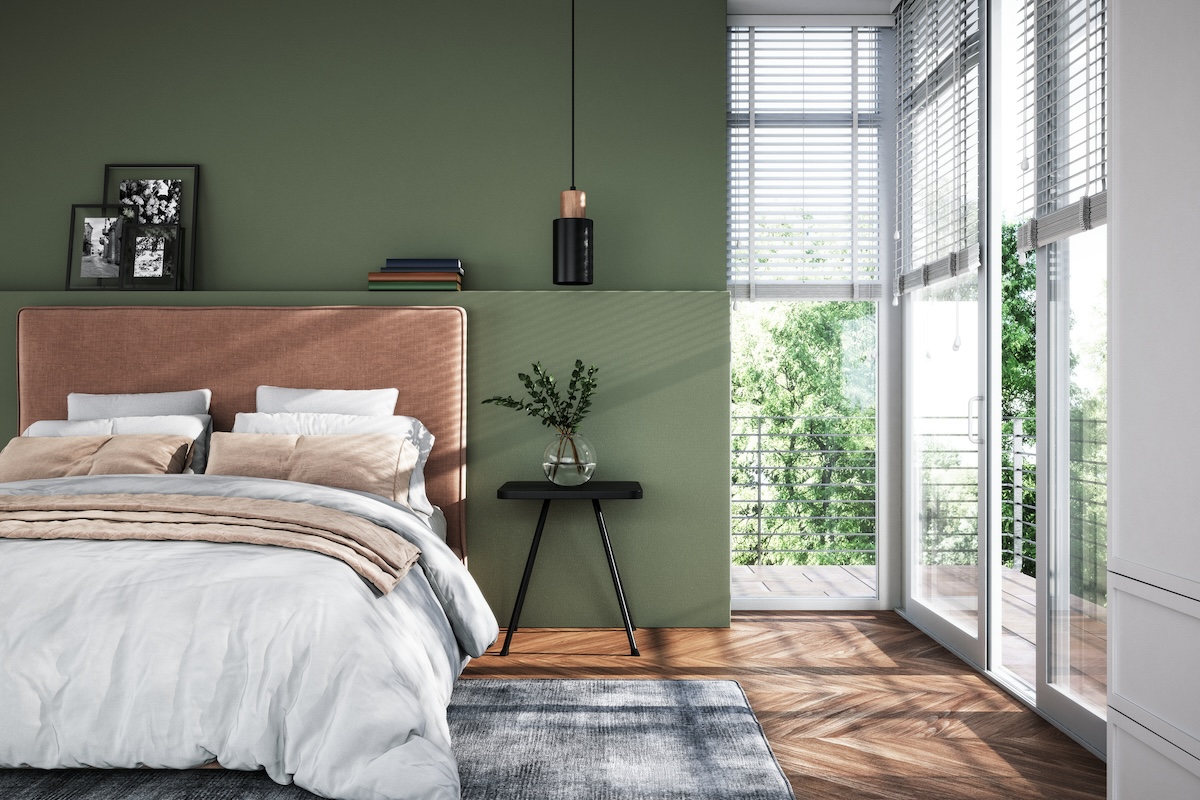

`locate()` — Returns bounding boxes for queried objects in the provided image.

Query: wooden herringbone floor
[462,610,1106,800]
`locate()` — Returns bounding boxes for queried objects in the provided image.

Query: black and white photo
[119,178,182,224]
[66,203,133,290]
[123,223,179,283]
[79,215,124,277]
[103,164,199,289]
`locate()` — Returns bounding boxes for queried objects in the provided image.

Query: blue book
[383,258,463,274]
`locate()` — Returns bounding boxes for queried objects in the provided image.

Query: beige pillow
[206,432,419,506]
[0,434,194,482]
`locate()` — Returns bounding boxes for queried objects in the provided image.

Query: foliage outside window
[731,301,877,567]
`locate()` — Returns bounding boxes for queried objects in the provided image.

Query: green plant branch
[483,359,599,435]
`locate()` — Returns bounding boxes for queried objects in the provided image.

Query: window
[728,27,883,301]
[894,0,981,299]
[1015,0,1109,736]
[728,25,886,606]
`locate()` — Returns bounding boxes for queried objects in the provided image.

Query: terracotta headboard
[16,305,468,559]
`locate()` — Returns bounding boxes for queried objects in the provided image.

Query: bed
[0,306,499,800]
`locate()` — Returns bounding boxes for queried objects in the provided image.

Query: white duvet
[0,474,499,800]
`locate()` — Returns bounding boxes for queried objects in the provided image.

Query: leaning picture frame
[65,204,136,290]
[102,164,199,290]
[121,223,182,290]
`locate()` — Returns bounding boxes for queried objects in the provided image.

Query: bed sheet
[0,474,499,800]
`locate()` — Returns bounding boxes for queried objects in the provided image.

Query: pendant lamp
[553,0,593,285]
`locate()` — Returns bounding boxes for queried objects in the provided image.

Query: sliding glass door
[895,0,987,667]
[895,0,1108,756]
[905,271,987,665]
[1036,228,1108,748]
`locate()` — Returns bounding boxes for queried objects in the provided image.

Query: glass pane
[731,301,878,600]
[910,273,981,633]
[998,224,1039,690]
[996,0,1038,692]
[1047,228,1108,712]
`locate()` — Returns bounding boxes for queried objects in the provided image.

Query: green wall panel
[0,291,731,627]
[0,0,732,627]
[0,0,726,292]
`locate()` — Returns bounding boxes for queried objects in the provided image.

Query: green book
[368,281,461,291]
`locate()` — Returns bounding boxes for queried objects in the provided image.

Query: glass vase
[543,432,596,486]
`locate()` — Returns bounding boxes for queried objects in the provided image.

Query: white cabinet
[1108,0,1200,795]
[1110,710,1200,800]
[1108,572,1200,781]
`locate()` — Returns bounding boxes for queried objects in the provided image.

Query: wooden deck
[733,564,1107,709]
[733,564,879,598]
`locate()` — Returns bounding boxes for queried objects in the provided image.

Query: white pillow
[255,386,398,417]
[68,389,212,420]
[233,411,435,514]
[25,415,213,473]
[23,419,111,437]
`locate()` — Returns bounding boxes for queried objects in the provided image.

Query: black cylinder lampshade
[553,217,593,285]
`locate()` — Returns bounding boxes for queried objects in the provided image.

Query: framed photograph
[122,223,182,290]
[65,204,134,290]
[66,207,184,291]
[103,164,198,289]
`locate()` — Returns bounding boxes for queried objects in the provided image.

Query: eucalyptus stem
[483,359,599,434]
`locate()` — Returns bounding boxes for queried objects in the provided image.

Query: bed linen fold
[0,492,421,594]
[0,474,500,800]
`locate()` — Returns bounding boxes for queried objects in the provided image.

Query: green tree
[1001,223,1036,419]
[730,226,1041,573]
[1001,221,1037,577]
[731,301,877,567]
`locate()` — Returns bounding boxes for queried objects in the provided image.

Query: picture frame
[102,164,199,290]
[65,204,135,290]
[121,223,182,290]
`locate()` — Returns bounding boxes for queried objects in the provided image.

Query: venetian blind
[727,26,883,301]
[1015,0,1107,250]
[894,0,981,297]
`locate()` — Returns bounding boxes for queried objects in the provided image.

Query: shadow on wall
[470,291,729,456]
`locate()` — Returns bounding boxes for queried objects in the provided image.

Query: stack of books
[368,258,463,291]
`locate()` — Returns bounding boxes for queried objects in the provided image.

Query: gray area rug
[0,679,794,800]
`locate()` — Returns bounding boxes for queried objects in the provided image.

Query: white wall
[1109,0,1200,793]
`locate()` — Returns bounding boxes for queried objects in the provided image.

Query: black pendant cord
[570,0,576,191]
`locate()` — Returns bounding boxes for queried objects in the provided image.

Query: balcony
[732,413,877,599]
[732,413,1106,706]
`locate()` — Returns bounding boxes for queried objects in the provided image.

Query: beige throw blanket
[0,493,421,593]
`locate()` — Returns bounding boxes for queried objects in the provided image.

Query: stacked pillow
[206,432,420,506]
[0,434,195,481]
[12,387,439,521]
[22,389,213,472]
[216,387,436,515]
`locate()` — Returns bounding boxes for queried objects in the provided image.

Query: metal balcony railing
[732,412,1106,604]
[731,414,876,566]
[917,414,1106,604]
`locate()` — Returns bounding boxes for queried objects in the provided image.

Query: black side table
[496,480,643,656]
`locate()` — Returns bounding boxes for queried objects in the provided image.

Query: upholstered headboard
[16,306,468,558]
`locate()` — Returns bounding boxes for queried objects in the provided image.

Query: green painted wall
[0,1,726,292]
[0,291,731,627]
[0,0,732,627]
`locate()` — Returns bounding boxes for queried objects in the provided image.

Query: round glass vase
[543,432,596,486]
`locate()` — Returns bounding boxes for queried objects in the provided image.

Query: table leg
[592,499,640,656]
[500,498,552,656]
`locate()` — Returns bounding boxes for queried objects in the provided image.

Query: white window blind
[894,0,981,297]
[728,26,883,301]
[1016,0,1107,249]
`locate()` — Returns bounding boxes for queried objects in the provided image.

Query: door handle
[967,396,984,444]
